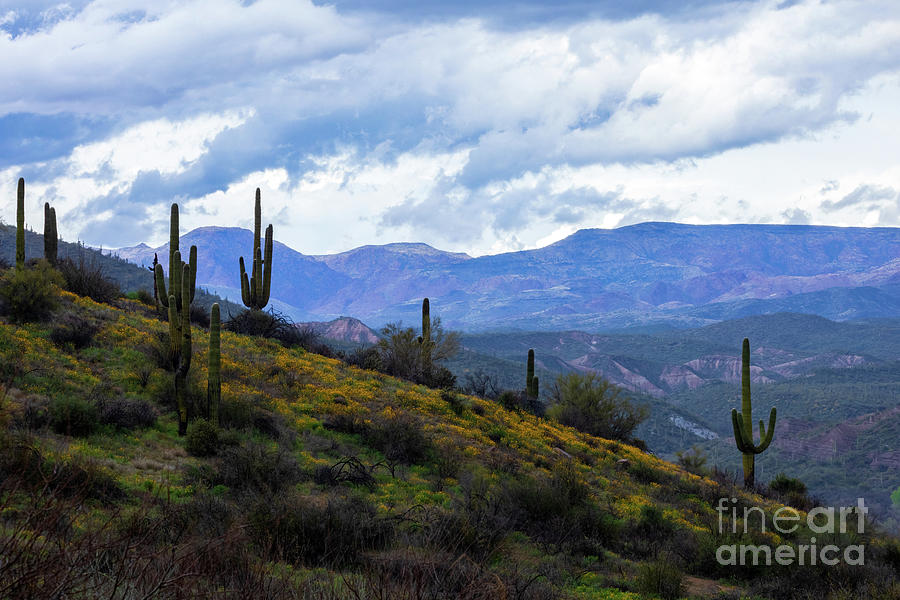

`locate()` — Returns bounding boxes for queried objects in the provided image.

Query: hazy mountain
[299,316,380,344]
[114,222,900,328]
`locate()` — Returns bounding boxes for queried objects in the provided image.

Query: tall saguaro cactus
[526,349,539,399]
[207,303,221,425]
[44,202,58,267]
[153,203,198,436]
[731,338,777,488]
[167,262,193,436]
[239,188,273,311]
[15,178,25,268]
[420,298,432,376]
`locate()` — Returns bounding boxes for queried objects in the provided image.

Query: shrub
[342,345,382,371]
[376,320,459,387]
[49,310,101,349]
[441,389,470,415]
[313,456,376,490]
[189,303,210,328]
[769,472,807,496]
[636,557,684,600]
[496,388,544,416]
[49,396,98,437]
[134,288,155,306]
[768,473,815,511]
[186,418,220,457]
[98,396,157,430]
[57,254,121,304]
[363,412,431,465]
[225,308,305,347]
[216,441,300,494]
[0,260,63,323]
[546,372,648,443]
[498,390,521,411]
[249,491,394,567]
[218,396,255,430]
[0,436,122,502]
[462,369,501,399]
[675,445,709,475]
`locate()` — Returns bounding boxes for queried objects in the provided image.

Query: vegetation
[153,203,198,436]
[2,177,898,598]
[0,259,64,323]
[377,299,460,388]
[239,187,273,311]
[547,372,649,444]
[526,347,539,400]
[57,251,122,304]
[43,201,57,267]
[731,338,777,488]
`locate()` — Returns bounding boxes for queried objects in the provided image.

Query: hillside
[114,222,900,329]
[2,292,896,598]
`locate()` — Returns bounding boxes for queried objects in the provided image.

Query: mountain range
[113,222,900,330]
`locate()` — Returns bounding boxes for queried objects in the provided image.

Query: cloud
[2,0,900,255]
[820,184,897,212]
[781,207,811,224]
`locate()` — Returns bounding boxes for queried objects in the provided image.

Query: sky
[1,0,899,256]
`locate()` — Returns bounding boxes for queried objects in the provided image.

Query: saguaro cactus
[153,204,198,436]
[207,303,221,425]
[731,338,777,488]
[44,202,58,267]
[15,178,25,268]
[239,188,273,311]
[526,349,539,399]
[420,298,432,375]
[167,262,193,436]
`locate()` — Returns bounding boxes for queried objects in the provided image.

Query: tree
[377,316,459,387]
[547,372,648,443]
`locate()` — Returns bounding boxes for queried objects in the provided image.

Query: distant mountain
[299,316,380,344]
[457,313,899,398]
[114,226,352,319]
[114,222,900,329]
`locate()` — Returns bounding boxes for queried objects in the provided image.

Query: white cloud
[1,0,899,255]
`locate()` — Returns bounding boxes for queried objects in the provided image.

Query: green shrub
[675,445,709,475]
[362,412,431,465]
[441,389,469,415]
[546,372,648,443]
[636,556,684,600]
[125,288,155,306]
[186,418,220,457]
[49,396,98,437]
[0,260,63,323]
[769,472,807,496]
[498,390,521,411]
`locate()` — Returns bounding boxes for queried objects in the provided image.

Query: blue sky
[1,0,899,255]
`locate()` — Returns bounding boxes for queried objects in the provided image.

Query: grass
[0,290,897,598]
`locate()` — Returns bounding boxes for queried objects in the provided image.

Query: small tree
[377,316,459,387]
[547,372,648,443]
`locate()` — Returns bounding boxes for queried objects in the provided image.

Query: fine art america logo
[716,497,868,566]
